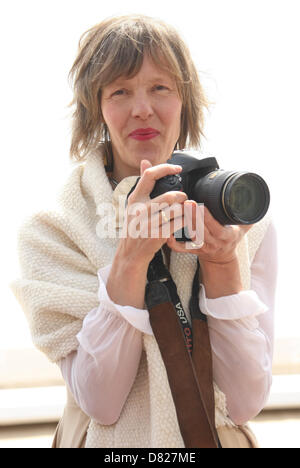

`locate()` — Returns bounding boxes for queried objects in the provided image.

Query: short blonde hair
[68,15,209,164]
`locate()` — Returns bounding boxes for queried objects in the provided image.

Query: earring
[103,124,114,172]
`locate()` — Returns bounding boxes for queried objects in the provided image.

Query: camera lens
[223,173,270,224]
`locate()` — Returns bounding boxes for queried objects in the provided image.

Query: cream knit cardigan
[11,149,271,448]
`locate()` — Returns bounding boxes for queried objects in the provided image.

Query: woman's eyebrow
[149,76,173,84]
[109,74,173,87]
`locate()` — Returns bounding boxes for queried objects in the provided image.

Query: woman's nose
[131,93,154,120]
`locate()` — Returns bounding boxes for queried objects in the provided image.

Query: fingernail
[184,201,194,221]
[184,200,196,210]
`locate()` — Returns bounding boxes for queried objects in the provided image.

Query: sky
[1,0,300,348]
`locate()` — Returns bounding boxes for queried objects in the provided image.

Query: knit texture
[10,148,271,448]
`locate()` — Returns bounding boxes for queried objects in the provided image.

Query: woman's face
[101,55,182,180]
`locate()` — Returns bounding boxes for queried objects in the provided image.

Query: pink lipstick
[129,128,160,141]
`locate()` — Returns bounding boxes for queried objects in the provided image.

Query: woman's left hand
[167,201,253,265]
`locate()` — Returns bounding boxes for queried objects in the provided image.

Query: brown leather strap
[192,318,219,445]
[148,300,218,448]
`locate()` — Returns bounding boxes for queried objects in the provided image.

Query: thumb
[140,159,152,176]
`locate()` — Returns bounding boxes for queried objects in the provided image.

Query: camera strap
[146,249,194,354]
[145,248,221,448]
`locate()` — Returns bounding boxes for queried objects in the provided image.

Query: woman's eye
[154,85,168,91]
[112,89,126,97]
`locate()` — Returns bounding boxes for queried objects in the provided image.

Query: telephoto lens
[192,169,270,225]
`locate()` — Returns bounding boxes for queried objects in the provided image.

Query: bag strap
[145,249,220,448]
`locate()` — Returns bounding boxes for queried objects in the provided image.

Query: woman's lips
[129,128,160,141]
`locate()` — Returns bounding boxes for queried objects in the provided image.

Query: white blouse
[59,221,277,427]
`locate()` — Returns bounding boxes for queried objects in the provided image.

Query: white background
[1,0,299,349]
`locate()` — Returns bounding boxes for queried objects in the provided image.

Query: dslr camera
[127,151,270,240]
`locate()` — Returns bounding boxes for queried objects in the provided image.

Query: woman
[11,15,277,448]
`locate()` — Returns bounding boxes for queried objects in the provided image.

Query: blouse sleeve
[58,265,151,425]
[199,220,278,425]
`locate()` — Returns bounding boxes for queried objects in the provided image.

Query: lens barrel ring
[221,173,238,224]
[222,171,270,225]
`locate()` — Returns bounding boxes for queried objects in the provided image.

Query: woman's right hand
[106,160,187,308]
[118,159,188,267]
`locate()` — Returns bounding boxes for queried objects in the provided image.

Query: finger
[138,211,185,240]
[183,200,197,234]
[152,208,186,239]
[203,206,255,239]
[140,159,152,176]
[167,233,204,253]
[166,234,189,253]
[127,198,184,238]
[151,190,187,206]
[202,206,226,239]
[138,204,183,235]
[156,203,185,226]
[203,206,241,244]
[183,200,205,244]
[128,194,187,227]
[133,163,183,200]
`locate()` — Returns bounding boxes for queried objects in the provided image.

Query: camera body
[150,151,270,226]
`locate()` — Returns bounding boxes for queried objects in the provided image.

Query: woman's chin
[135,150,171,167]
